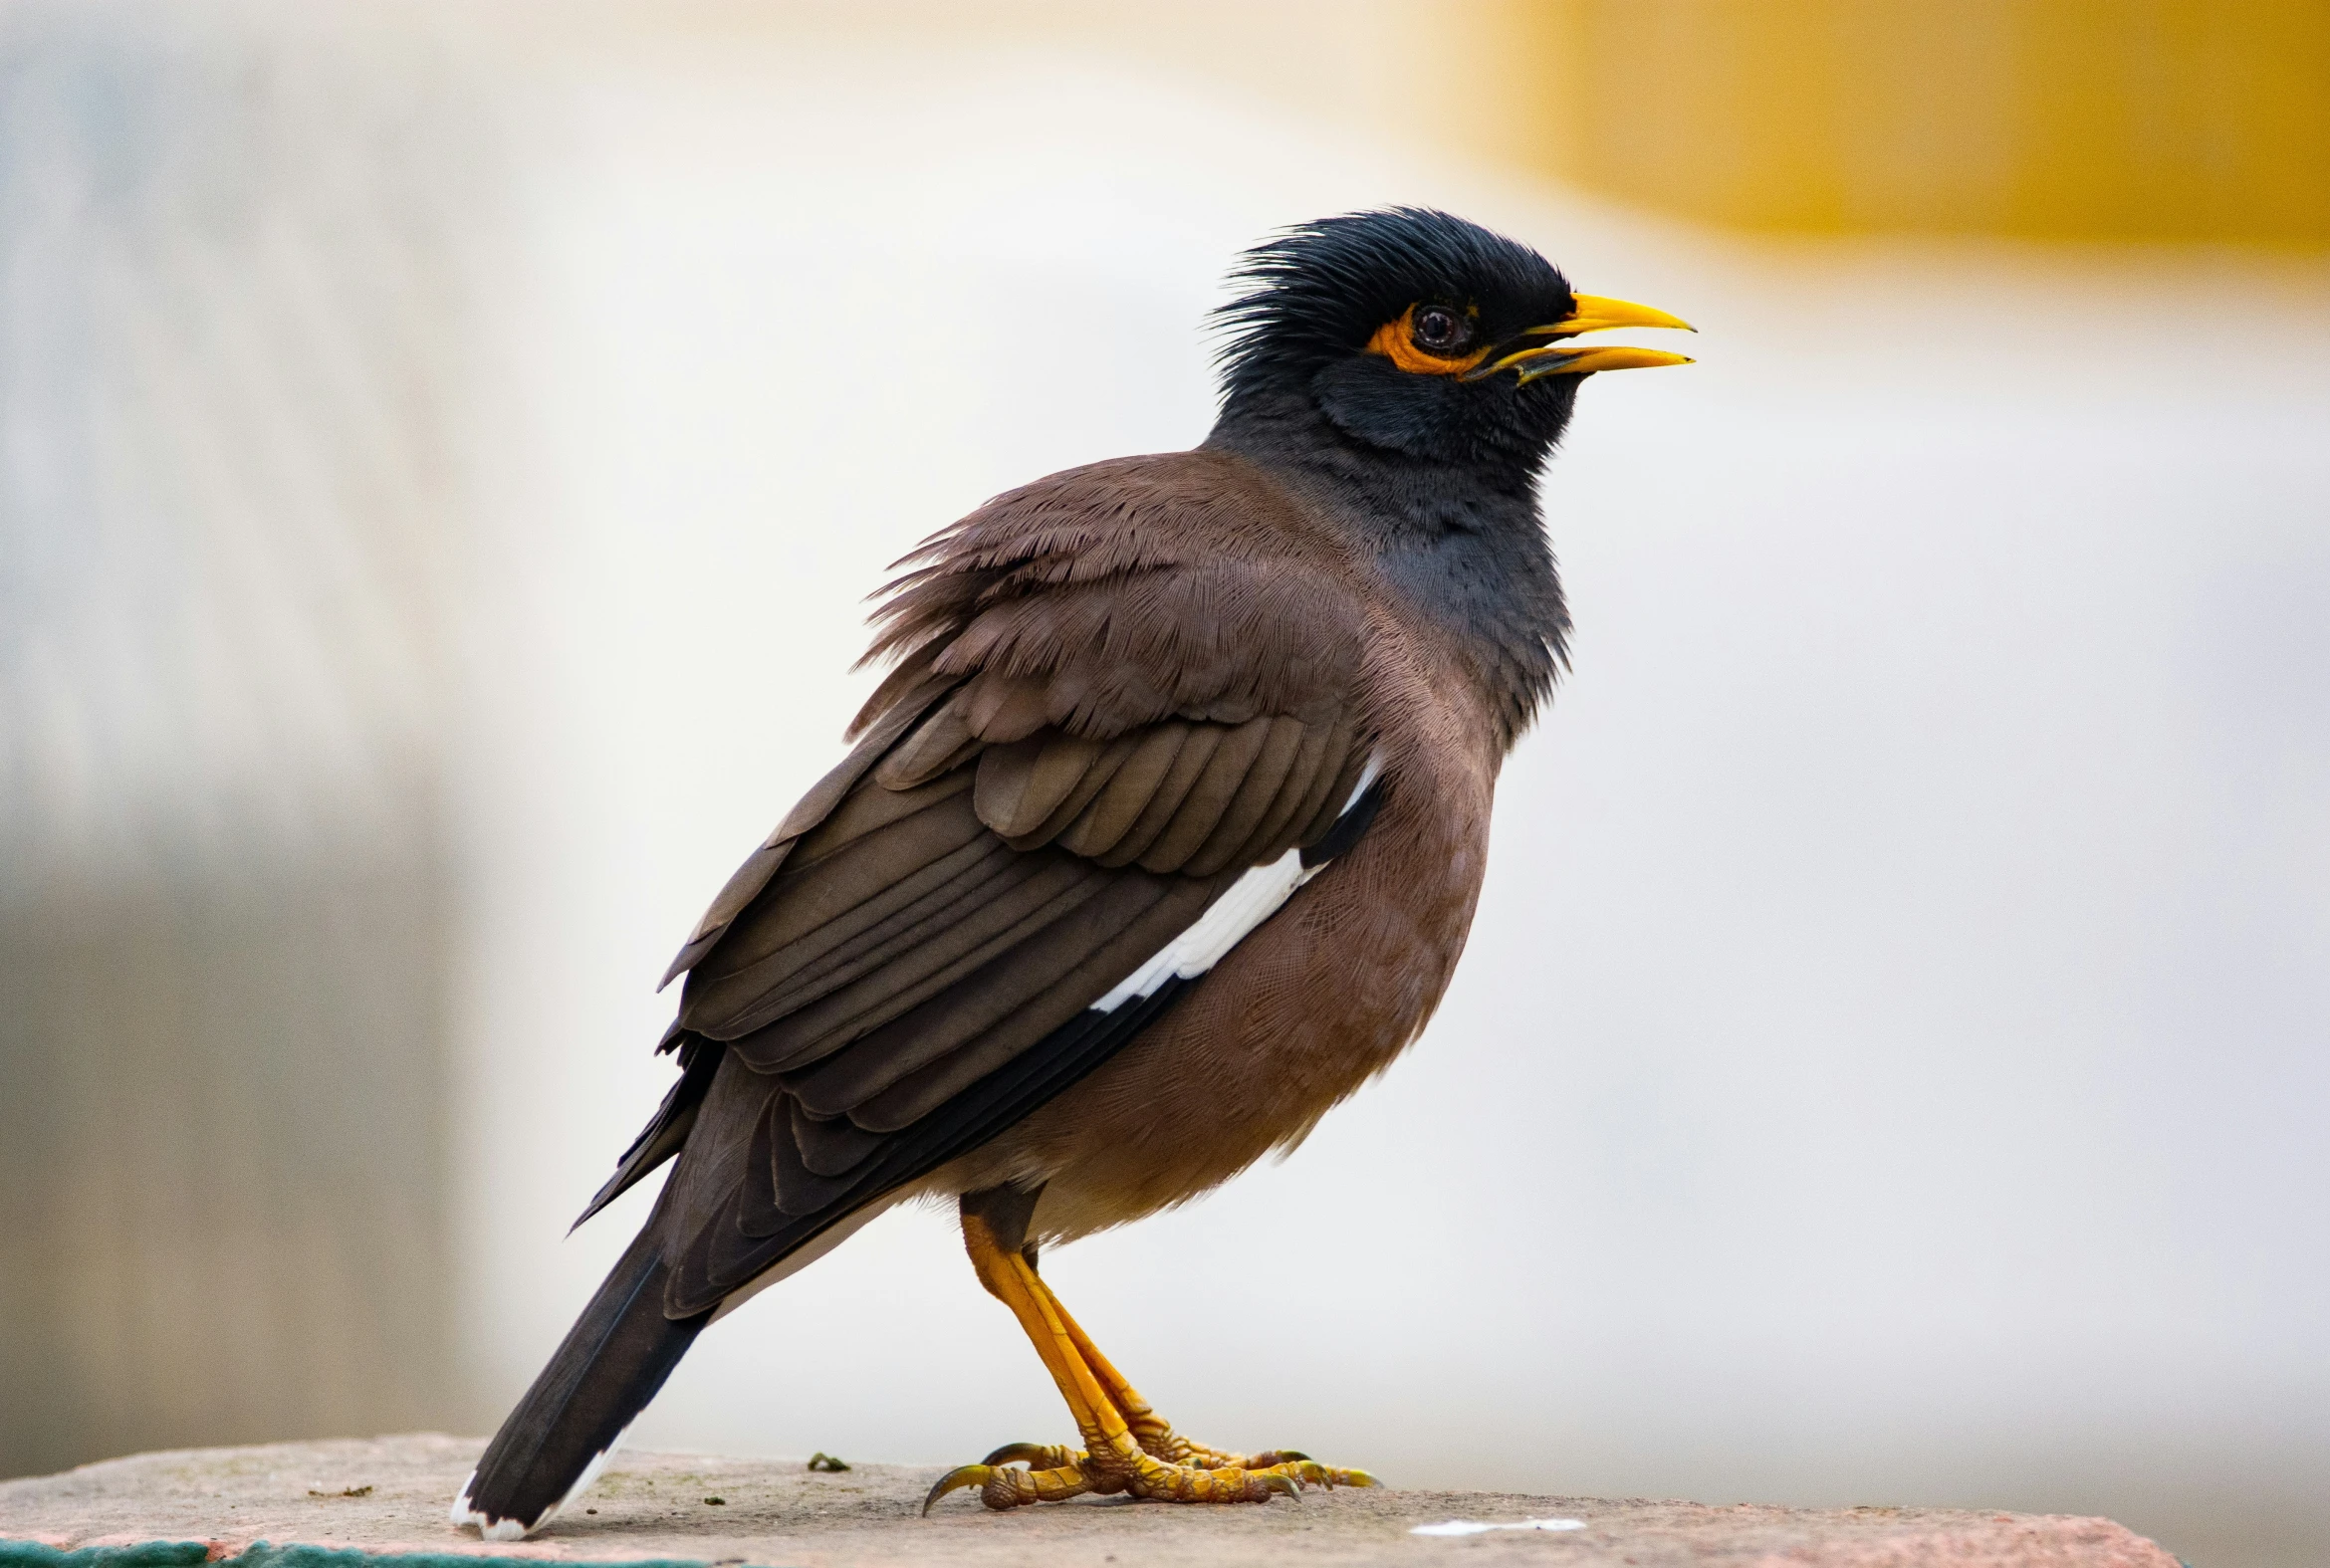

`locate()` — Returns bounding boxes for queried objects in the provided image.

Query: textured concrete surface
[0,1436,2184,1567]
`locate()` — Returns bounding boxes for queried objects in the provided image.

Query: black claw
[981,1442,1052,1467]
[922,1464,990,1515]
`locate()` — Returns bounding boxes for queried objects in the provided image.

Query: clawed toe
[925,1439,1357,1512]
[922,1463,993,1515]
[1275,1456,1380,1490]
[980,1441,1076,1468]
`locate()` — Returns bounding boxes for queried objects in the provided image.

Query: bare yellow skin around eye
[1365,304,1493,376]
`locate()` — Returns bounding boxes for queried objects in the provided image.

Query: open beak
[1462,293,1696,381]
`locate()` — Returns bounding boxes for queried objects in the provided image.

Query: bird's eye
[1410,305,1473,356]
[1367,302,1491,375]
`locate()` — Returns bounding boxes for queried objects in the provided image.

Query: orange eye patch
[1365,304,1493,376]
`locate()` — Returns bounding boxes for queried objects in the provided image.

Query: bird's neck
[1206,392,1568,750]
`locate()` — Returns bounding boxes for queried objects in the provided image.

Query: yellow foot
[936,1199,1379,1517]
[1118,1415,1378,1487]
[923,1438,1377,1513]
[923,1442,1298,1512]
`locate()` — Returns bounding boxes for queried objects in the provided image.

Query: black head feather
[1212,207,1580,469]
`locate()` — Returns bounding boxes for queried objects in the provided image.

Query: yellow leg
[923,1212,1375,1513]
[1025,1271,1367,1482]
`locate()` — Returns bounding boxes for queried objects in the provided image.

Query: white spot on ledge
[1411,1516,1587,1536]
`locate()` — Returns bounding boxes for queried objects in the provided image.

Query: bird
[451,206,1691,1538]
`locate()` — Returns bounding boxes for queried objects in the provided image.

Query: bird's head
[1213,207,1692,469]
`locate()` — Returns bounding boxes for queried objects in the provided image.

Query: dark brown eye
[1410,305,1472,355]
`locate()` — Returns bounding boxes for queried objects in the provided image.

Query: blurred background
[2,3,2324,1564]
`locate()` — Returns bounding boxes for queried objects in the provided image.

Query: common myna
[453,207,1691,1537]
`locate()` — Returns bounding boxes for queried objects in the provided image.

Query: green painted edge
[0,1544,737,1568]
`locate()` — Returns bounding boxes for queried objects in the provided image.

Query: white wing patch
[1092,754,1380,1013]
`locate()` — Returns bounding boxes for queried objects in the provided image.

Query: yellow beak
[1537,294,1696,338]
[1464,293,1696,381]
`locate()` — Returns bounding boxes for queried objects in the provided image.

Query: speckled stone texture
[0,1436,2182,1568]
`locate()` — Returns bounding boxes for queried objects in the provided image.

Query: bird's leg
[922,1187,1375,1514]
[1023,1270,1370,1486]
[922,1207,1295,1511]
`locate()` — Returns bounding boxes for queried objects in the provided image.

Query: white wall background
[443,29,2330,1568]
[0,5,479,1476]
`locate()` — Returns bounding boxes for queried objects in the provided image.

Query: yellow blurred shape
[1535,0,2330,245]
[733,1,2326,246]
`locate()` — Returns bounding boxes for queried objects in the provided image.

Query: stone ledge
[0,1435,2183,1568]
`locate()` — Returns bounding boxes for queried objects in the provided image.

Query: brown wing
[597,452,1383,1316]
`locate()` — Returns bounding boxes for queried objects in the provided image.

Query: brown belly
[934,720,1498,1245]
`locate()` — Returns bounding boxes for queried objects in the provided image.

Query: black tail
[451,1212,710,1539]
